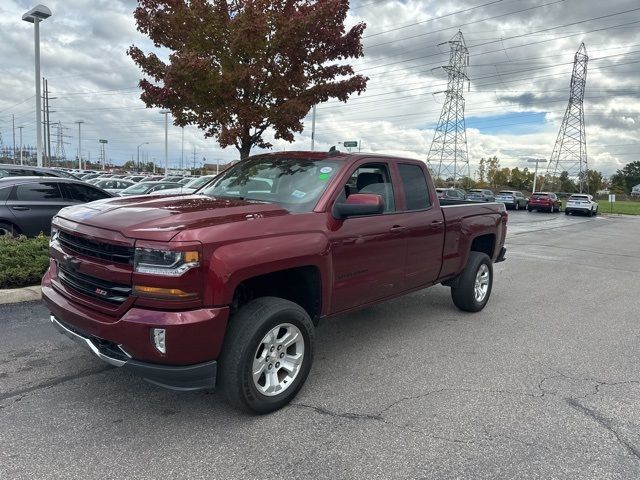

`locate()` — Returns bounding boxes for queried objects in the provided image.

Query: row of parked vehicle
[436,187,599,216]
[0,164,216,237]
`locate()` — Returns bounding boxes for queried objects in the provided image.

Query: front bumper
[51,315,217,390]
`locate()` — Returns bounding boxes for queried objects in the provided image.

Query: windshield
[199,157,343,212]
[570,195,589,200]
[498,191,514,195]
[121,182,154,194]
[532,193,549,197]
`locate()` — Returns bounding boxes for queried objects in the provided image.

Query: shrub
[0,234,50,289]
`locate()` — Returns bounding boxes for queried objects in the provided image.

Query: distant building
[632,184,640,197]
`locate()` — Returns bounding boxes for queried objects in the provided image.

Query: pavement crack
[0,366,113,402]
[292,403,383,421]
[566,398,640,462]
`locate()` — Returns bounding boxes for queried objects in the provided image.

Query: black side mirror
[332,193,384,219]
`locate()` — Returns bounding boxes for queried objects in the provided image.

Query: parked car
[527,192,561,212]
[0,177,112,236]
[123,175,147,183]
[466,189,495,202]
[118,181,183,196]
[93,179,135,195]
[495,190,527,210]
[159,175,216,195]
[43,151,508,414]
[139,175,164,182]
[565,194,599,216]
[0,164,79,180]
[436,187,466,200]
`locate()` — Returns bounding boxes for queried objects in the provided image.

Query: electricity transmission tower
[54,122,67,163]
[426,31,470,187]
[544,43,588,192]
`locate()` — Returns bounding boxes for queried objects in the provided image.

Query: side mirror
[332,193,384,219]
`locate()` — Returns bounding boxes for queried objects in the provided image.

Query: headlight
[50,227,59,246]
[134,248,200,276]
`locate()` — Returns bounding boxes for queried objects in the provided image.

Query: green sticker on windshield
[319,173,330,180]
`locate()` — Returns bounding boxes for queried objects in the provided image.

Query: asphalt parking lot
[1,211,639,479]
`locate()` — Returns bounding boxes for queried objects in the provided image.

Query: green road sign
[343,141,358,148]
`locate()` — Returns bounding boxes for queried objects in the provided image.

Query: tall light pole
[526,158,546,194]
[75,120,84,169]
[22,4,52,168]
[181,126,184,173]
[310,105,316,151]
[137,142,148,172]
[160,110,170,174]
[18,126,23,165]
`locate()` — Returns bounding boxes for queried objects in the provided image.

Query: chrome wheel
[474,264,490,302]
[252,323,304,397]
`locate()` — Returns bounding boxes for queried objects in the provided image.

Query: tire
[450,252,493,312]
[219,297,315,414]
[587,209,593,217]
[527,206,531,212]
[565,209,570,215]
[593,207,598,216]
[0,221,19,237]
[514,202,519,211]
[549,205,554,213]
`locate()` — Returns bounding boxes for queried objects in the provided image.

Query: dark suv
[0,177,112,236]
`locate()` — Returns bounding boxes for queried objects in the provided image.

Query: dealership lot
[1,211,639,479]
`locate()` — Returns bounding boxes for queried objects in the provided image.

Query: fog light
[151,328,166,354]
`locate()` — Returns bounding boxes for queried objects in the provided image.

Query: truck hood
[56,194,289,241]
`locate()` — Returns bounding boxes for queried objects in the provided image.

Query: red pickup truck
[42,152,507,413]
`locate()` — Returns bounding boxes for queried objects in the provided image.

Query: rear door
[6,181,69,236]
[394,163,445,289]
[328,161,407,313]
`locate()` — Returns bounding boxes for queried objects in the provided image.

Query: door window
[11,182,63,201]
[398,164,431,210]
[62,183,111,202]
[340,164,395,213]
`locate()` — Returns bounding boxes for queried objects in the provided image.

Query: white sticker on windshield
[291,190,306,199]
[320,166,333,174]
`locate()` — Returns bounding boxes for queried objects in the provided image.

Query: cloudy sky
[0,0,639,177]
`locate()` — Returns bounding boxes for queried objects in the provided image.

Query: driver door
[328,162,407,313]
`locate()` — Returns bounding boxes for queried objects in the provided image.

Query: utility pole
[18,126,23,165]
[310,105,316,151]
[193,147,196,174]
[42,77,48,166]
[544,43,589,193]
[426,31,471,188]
[75,120,84,169]
[181,126,184,173]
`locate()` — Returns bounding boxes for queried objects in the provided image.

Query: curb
[0,285,42,305]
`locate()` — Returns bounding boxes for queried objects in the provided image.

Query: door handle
[389,225,406,233]
[431,220,443,226]
[11,206,30,211]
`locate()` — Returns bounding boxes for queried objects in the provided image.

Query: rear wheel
[549,205,554,213]
[0,221,19,237]
[219,297,315,414]
[514,202,519,211]
[565,209,570,215]
[527,206,532,212]
[587,208,593,217]
[451,252,493,312]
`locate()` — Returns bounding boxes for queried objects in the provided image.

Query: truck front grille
[58,267,131,305]
[58,231,134,264]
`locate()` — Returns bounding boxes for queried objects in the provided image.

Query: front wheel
[451,252,493,312]
[219,297,315,414]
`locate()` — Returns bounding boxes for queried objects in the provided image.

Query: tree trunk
[238,138,252,160]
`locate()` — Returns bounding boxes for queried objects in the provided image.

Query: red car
[43,151,507,413]
[527,192,561,213]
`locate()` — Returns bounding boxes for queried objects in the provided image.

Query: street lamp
[137,142,149,172]
[22,4,52,168]
[160,110,170,174]
[525,157,547,194]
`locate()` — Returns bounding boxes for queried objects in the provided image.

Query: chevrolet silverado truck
[42,152,507,414]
